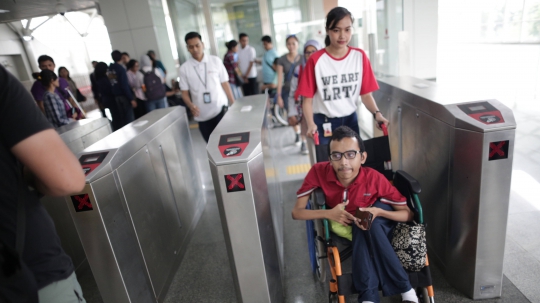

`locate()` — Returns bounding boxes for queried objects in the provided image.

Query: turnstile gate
[207,95,284,303]
[42,117,112,272]
[373,76,516,299]
[66,107,204,302]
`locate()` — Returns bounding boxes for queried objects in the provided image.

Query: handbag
[391,222,427,272]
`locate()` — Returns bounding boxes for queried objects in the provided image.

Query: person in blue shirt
[258,35,278,94]
[108,50,137,130]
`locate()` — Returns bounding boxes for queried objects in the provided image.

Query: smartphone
[355,208,373,230]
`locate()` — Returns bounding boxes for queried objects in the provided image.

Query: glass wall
[480,0,540,43]
[215,1,265,58]
[269,0,326,55]
[165,0,401,74]
[167,0,209,63]
[23,11,112,75]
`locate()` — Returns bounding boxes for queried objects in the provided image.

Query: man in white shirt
[179,32,236,142]
[237,33,258,96]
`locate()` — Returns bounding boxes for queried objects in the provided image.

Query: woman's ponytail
[324,35,330,47]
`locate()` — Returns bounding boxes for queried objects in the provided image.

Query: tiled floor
[79,107,539,302]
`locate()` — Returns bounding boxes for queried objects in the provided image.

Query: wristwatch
[372,110,381,119]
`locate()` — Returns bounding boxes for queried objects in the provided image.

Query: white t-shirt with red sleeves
[296,47,379,118]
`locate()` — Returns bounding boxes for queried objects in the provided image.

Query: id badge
[323,122,333,137]
[203,92,211,104]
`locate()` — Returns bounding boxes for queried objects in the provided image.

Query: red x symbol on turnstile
[226,174,245,190]
[74,195,92,209]
[489,141,506,157]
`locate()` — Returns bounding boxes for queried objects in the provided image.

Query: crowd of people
[0,6,423,303]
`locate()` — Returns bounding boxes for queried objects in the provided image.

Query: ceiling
[0,0,97,23]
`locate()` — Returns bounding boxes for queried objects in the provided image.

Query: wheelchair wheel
[328,292,339,303]
[273,103,288,126]
[417,287,430,303]
[306,219,317,273]
[314,220,327,282]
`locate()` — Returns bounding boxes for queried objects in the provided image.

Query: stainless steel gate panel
[448,128,515,298]
[116,145,177,298]
[207,95,283,303]
[373,76,516,299]
[42,117,112,273]
[209,155,280,303]
[58,117,112,153]
[395,103,454,268]
[66,107,204,302]
[89,174,154,303]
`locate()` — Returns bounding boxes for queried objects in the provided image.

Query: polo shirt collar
[325,163,363,188]
[189,53,208,65]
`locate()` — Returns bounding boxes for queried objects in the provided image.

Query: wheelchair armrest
[394,170,421,194]
[312,188,326,208]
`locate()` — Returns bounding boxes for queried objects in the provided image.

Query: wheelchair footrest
[407,264,433,289]
[337,273,356,296]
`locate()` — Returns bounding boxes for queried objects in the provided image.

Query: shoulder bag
[391,221,427,272]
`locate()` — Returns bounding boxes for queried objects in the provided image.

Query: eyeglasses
[305,50,316,55]
[329,150,362,161]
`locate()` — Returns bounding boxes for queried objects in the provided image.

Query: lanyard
[193,63,207,90]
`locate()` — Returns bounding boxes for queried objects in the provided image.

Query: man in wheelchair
[292,126,419,303]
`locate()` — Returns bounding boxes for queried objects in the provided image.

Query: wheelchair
[265,88,289,128]
[305,125,435,303]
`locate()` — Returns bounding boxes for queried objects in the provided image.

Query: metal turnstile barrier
[42,117,112,272]
[207,95,284,303]
[373,76,516,299]
[65,107,204,302]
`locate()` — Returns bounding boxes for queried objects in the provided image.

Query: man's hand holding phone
[355,207,380,230]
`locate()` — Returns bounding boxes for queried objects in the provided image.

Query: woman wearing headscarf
[140,54,167,112]
[288,39,322,154]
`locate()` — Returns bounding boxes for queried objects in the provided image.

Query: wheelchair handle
[380,123,388,136]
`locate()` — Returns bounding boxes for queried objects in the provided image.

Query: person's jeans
[230,83,243,100]
[144,97,168,113]
[313,111,360,145]
[38,272,85,303]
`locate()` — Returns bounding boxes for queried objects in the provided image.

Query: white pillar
[99,0,176,81]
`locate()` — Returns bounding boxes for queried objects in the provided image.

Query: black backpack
[143,71,166,100]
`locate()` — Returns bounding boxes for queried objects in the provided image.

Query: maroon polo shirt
[297,162,406,215]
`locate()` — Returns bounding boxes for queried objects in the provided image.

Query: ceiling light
[0,9,10,14]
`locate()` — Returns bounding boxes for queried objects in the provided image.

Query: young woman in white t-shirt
[297,7,389,145]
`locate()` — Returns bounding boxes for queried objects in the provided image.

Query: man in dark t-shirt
[0,66,87,302]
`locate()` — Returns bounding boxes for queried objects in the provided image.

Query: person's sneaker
[300,142,308,155]
[295,133,301,146]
